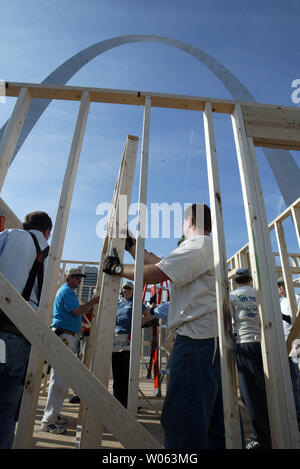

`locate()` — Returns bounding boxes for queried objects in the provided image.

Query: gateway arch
[1,34,299,206]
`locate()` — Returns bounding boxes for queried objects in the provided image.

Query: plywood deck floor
[18,378,252,449]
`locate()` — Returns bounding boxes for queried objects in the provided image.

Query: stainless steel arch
[1,34,299,205]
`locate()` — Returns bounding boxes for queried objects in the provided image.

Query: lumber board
[127,96,151,416]
[3,82,300,149]
[80,135,139,448]
[274,221,298,321]
[0,87,31,191]
[242,104,300,150]
[79,145,128,447]
[14,91,91,449]
[203,102,242,448]
[291,205,300,248]
[0,274,161,449]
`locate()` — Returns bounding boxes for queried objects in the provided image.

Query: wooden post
[14,91,91,449]
[77,155,127,446]
[203,102,242,448]
[127,96,151,416]
[80,135,139,448]
[274,221,298,321]
[231,104,300,449]
[0,88,31,191]
[291,204,300,248]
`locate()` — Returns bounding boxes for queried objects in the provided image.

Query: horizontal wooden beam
[242,105,300,150]
[3,82,300,150]
[3,81,235,113]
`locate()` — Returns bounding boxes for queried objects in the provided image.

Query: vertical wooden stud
[0,88,32,191]
[203,102,242,448]
[231,104,300,449]
[127,96,151,416]
[14,91,91,448]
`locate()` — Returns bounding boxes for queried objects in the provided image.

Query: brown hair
[184,204,211,233]
[23,211,52,232]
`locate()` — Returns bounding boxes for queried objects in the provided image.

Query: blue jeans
[0,332,31,449]
[289,358,300,420]
[161,335,225,449]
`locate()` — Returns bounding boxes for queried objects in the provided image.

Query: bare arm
[126,234,162,265]
[72,296,100,317]
[121,264,170,285]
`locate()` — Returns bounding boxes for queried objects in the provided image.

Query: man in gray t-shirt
[230,268,271,449]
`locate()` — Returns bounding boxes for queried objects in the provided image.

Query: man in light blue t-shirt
[41,268,99,434]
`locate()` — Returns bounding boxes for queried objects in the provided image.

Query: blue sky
[0,0,299,268]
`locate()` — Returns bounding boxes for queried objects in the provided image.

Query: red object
[0,216,5,232]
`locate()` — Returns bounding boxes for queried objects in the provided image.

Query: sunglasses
[122,286,133,290]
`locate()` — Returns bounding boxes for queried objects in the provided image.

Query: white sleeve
[156,246,209,287]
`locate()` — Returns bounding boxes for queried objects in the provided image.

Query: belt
[52,328,76,337]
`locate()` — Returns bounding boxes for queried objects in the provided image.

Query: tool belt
[52,327,76,337]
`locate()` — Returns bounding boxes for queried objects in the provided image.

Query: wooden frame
[203,102,241,448]
[0,274,160,449]
[2,81,300,150]
[79,135,140,448]
[231,105,299,448]
[0,82,299,449]
[127,96,151,416]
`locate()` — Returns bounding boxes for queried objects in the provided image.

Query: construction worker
[277,277,300,426]
[230,268,271,449]
[103,203,225,449]
[0,211,52,448]
[41,268,100,433]
[112,280,151,408]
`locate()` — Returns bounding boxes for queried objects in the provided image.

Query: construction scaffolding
[0,81,299,449]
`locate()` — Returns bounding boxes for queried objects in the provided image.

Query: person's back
[0,228,50,309]
[0,211,52,449]
[230,268,271,449]
[230,284,260,344]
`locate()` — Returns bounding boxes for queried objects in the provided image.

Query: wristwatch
[114,264,123,275]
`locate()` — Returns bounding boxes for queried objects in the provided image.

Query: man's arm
[141,307,153,326]
[72,296,100,317]
[121,263,170,285]
[125,231,161,265]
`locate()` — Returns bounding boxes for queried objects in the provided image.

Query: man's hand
[125,229,136,252]
[142,316,160,328]
[103,248,123,275]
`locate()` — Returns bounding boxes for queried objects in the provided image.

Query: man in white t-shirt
[0,211,52,448]
[230,268,271,449]
[277,277,300,425]
[103,203,225,449]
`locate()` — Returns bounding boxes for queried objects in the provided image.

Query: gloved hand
[142,317,160,328]
[103,248,123,275]
[149,294,157,306]
[125,229,135,252]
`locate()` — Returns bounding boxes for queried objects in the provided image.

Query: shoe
[246,440,263,449]
[40,421,66,434]
[69,395,80,404]
[57,415,67,425]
